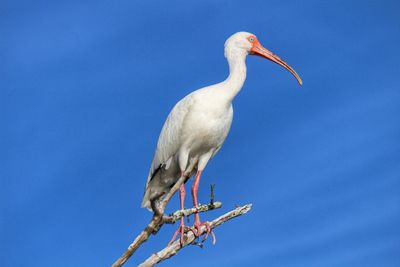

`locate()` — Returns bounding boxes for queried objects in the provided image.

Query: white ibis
[141,31,302,244]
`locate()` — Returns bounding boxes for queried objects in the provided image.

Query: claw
[190,220,216,245]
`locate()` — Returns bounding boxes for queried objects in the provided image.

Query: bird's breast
[182,100,233,153]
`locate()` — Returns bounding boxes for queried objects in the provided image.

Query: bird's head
[225,32,302,85]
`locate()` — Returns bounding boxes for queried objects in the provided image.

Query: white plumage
[141,31,302,229]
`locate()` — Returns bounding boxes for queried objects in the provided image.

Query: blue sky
[1,0,399,266]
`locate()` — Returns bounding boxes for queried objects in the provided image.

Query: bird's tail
[141,188,153,211]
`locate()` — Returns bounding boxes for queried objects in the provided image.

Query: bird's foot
[168,219,186,246]
[190,220,216,245]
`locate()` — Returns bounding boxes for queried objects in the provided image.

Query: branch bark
[111,195,222,267]
[138,204,252,267]
[162,201,222,224]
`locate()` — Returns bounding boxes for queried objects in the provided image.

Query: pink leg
[168,182,186,245]
[191,171,216,244]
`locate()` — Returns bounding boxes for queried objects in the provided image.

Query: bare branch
[138,204,252,267]
[111,176,242,267]
[162,201,222,224]
[111,197,222,267]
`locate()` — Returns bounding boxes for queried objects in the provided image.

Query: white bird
[141,31,302,244]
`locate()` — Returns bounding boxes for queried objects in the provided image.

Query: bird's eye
[248,37,254,43]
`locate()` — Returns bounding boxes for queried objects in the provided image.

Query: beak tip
[295,76,303,86]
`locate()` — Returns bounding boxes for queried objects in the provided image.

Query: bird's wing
[144,94,195,188]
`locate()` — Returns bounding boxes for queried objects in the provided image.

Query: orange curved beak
[251,40,302,86]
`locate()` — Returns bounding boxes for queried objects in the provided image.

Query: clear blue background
[1,0,399,266]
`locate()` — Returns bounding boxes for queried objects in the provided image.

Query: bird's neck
[222,49,248,102]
